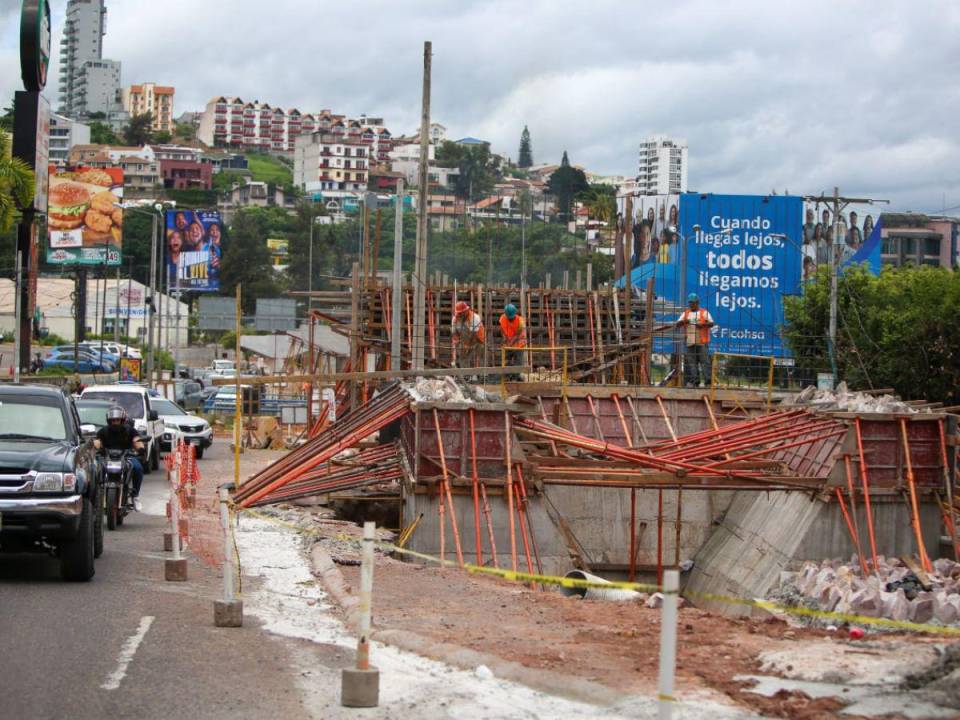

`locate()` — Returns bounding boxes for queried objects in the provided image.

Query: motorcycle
[100,449,134,530]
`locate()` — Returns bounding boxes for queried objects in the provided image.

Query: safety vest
[679,308,712,345]
[499,314,527,348]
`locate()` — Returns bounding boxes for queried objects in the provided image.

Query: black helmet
[106,405,127,425]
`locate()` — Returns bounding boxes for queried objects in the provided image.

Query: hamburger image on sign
[48,181,91,247]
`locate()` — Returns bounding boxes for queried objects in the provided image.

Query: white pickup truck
[78,385,166,471]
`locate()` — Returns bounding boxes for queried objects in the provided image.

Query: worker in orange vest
[498,303,527,380]
[675,293,715,387]
[451,300,485,371]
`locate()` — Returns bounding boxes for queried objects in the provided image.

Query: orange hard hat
[454,301,470,315]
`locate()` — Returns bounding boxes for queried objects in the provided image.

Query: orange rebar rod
[404,290,412,364]
[478,481,499,569]
[427,290,437,362]
[900,418,933,573]
[516,465,542,575]
[505,411,518,572]
[834,487,865,569]
[383,288,392,342]
[939,419,960,562]
[855,419,880,572]
[468,408,484,567]
[657,488,664,586]
[628,487,637,582]
[843,455,870,576]
[612,394,633,448]
[433,409,464,567]
[586,294,597,357]
[513,473,535,579]
[655,395,677,442]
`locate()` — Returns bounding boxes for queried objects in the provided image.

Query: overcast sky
[2,0,958,211]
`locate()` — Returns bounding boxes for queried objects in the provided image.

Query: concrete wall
[685,492,941,616]
[404,485,735,579]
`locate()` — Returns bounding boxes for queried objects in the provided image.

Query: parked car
[0,384,100,580]
[151,397,213,458]
[76,343,121,365]
[75,399,114,429]
[175,380,204,411]
[79,385,165,470]
[49,345,118,368]
[44,350,115,374]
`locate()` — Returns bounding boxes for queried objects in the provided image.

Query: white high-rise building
[635,136,688,195]
[58,0,123,120]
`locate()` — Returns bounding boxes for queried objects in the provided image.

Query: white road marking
[100,615,155,691]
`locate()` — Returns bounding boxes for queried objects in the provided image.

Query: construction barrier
[166,438,225,568]
[236,505,960,638]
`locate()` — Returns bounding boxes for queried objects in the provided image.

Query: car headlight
[33,472,76,492]
[164,421,179,429]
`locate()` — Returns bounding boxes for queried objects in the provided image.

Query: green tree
[174,122,196,141]
[89,121,121,145]
[518,125,533,168]
[0,133,34,233]
[548,151,589,222]
[123,113,154,146]
[152,130,172,144]
[436,140,499,200]
[579,184,616,224]
[219,208,284,312]
[783,264,960,402]
[0,96,14,133]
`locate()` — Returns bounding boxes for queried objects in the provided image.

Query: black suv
[0,385,100,581]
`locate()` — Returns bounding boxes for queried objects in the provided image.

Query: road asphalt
[0,441,343,720]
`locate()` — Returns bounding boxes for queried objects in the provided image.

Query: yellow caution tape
[235,506,960,637]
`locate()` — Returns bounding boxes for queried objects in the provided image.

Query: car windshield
[76,403,109,427]
[82,391,145,419]
[0,398,67,440]
[152,398,186,416]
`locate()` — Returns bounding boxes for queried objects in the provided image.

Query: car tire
[60,498,95,582]
[150,443,159,471]
[195,446,204,459]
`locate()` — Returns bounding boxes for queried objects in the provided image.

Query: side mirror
[148,410,159,421]
[80,424,97,439]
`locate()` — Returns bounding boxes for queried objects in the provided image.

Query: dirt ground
[331,549,950,719]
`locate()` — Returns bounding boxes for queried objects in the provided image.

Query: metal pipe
[855,419,880,572]
[515,465,542,575]
[843,455,869,576]
[468,408,483,567]
[433,408,464,567]
[558,570,641,602]
[356,521,375,670]
[505,411,517,573]
[900,418,932,573]
[939,419,959,562]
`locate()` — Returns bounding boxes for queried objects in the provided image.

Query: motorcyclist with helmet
[93,405,145,512]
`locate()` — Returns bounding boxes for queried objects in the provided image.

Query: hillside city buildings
[57,0,126,125]
[122,83,175,133]
[635,135,688,195]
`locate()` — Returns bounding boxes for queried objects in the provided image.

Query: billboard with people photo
[164,209,222,292]
[46,165,123,265]
[800,200,882,280]
[619,193,803,357]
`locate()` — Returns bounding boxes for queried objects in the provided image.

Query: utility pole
[803,188,888,375]
[147,212,158,384]
[391,178,405,371]
[411,40,432,372]
[308,202,314,310]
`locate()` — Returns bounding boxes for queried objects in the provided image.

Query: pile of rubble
[402,377,499,404]
[784,382,919,414]
[776,556,960,625]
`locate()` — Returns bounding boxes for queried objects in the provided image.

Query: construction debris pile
[777,557,960,625]
[784,383,919,414]
[403,376,496,404]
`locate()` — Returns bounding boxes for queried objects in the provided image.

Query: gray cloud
[2,0,959,210]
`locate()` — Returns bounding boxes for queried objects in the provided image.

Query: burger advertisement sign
[47,165,123,265]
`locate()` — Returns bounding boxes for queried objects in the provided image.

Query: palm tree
[581,185,615,224]
[0,132,35,232]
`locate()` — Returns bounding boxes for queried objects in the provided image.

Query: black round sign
[20,0,51,92]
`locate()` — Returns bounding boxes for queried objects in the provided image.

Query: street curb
[309,543,633,709]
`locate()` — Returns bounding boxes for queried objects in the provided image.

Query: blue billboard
[621,193,803,357]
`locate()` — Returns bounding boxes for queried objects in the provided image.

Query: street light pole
[308,204,314,310]
[147,210,158,384]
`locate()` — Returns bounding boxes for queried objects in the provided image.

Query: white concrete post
[658,569,679,720]
[219,484,234,601]
[357,520,375,670]
[170,452,182,563]
[341,520,379,707]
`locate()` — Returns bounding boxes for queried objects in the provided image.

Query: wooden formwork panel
[853,418,944,488]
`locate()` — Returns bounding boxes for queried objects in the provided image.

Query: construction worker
[498,303,527,380]
[675,293,715,387]
[451,300,485,371]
